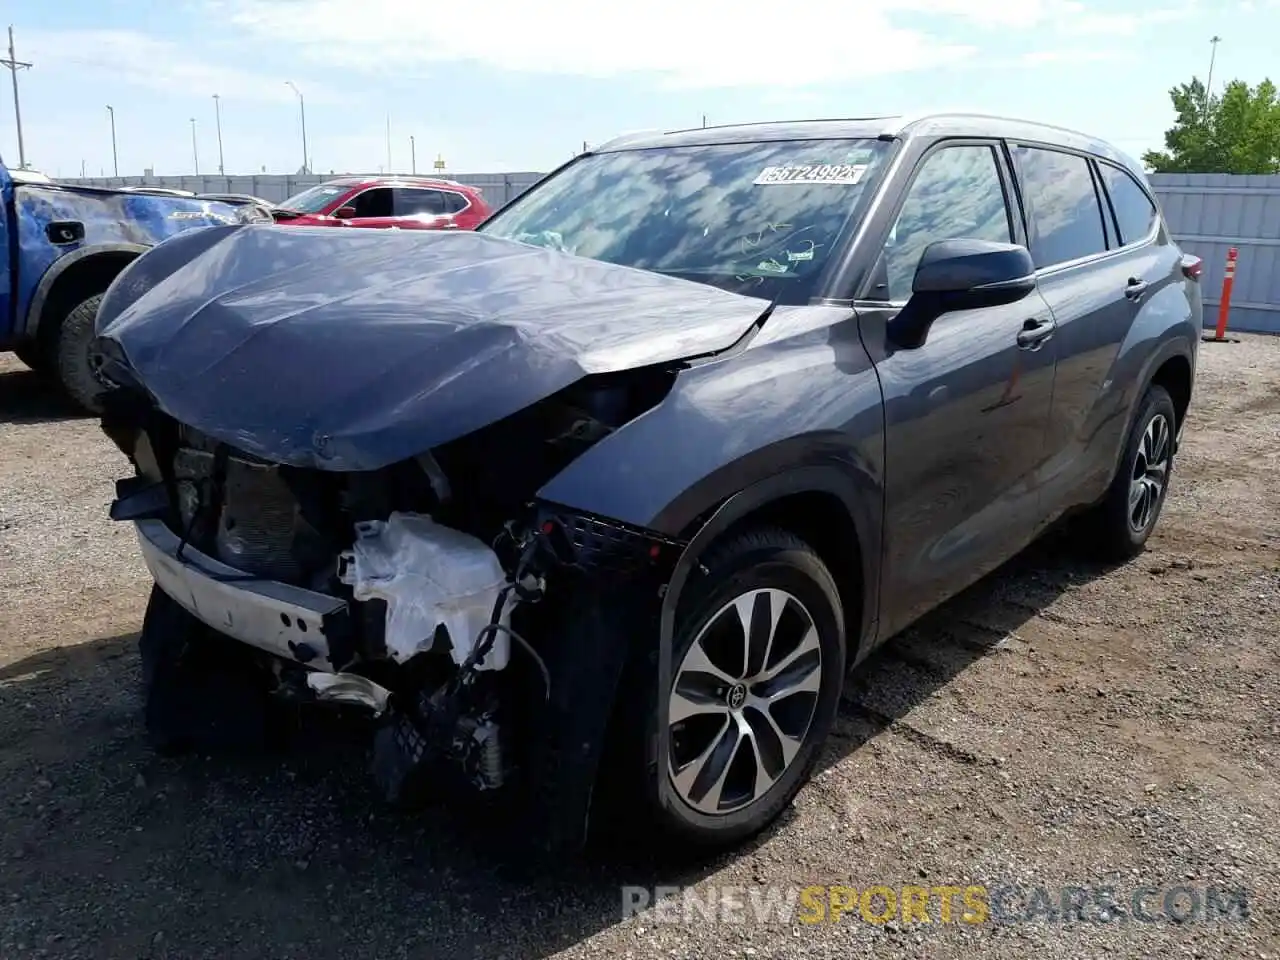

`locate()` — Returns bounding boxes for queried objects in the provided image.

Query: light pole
[285,81,308,174]
[3,27,31,169]
[190,117,199,175]
[410,135,416,174]
[212,93,225,175]
[1205,36,1222,115]
[106,104,118,176]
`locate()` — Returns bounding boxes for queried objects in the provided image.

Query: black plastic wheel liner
[519,577,653,855]
[656,494,754,820]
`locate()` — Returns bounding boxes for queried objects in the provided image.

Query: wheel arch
[1125,336,1195,458]
[25,243,147,345]
[1149,351,1193,439]
[663,464,881,672]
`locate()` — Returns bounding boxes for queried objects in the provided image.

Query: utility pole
[190,117,199,175]
[1203,36,1223,115]
[410,135,416,174]
[286,81,308,174]
[212,93,225,175]
[106,104,118,176]
[2,26,31,168]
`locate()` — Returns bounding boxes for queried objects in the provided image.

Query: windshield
[479,138,891,299]
[277,183,349,213]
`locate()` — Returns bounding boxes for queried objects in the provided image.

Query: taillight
[1181,254,1203,281]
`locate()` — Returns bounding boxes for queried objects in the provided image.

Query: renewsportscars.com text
[622,883,1251,926]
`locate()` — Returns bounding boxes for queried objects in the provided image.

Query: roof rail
[663,116,898,136]
[877,110,1100,142]
[875,110,986,137]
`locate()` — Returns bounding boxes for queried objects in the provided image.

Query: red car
[269,176,493,230]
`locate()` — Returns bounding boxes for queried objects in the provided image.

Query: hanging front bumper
[134,518,350,671]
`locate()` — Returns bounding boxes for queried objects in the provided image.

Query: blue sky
[0,0,1272,178]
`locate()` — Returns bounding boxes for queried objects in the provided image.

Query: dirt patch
[1,338,1278,959]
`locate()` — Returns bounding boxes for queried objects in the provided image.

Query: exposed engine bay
[101,367,685,812]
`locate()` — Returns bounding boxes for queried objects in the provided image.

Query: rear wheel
[613,527,846,851]
[53,293,109,414]
[1083,383,1177,561]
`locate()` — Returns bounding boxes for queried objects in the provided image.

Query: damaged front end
[90,226,783,849]
[101,364,685,838]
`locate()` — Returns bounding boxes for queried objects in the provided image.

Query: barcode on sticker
[754,164,867,186]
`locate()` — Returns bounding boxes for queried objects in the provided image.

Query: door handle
[1124,278,1150,301]
[1016,317,1055,349]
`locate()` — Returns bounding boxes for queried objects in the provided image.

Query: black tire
[1083,383,1178,561]
[615,527,846,852]
[12,340,50,376]
[54,293,108,415]
[139,585,282,754]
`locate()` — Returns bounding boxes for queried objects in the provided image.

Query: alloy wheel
[1129,412,1171,534]
[667,587,823,816]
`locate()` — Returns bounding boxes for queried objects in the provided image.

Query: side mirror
[890,239,1036,349]
[333,205,357,220]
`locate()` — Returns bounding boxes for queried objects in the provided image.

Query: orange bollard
[1204,247,1239,343]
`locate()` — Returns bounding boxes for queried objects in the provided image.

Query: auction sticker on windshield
[754,164,867,186]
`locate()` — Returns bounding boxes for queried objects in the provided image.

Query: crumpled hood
[97,225,767,470]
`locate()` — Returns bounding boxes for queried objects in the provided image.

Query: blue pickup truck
[1,155,252,411]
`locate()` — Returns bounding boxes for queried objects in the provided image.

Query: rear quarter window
[1098,163,1158,246]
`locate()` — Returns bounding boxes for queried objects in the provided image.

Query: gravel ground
[1,337,1278,960]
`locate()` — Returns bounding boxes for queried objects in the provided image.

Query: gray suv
[93,112,1201,855]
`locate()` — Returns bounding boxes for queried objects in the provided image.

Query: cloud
[219,0,979,88]
[20,29,342,105]
[1016,48,1124,65]
[216,0,1200,89]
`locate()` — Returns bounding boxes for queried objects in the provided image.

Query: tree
[1143,77,1280,174]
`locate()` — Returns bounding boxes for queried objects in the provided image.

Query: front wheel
[139,585,282,754]
[639,527,847,850]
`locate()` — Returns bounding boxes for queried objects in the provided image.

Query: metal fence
[60,171,549,210]
[1150,173,1280,335]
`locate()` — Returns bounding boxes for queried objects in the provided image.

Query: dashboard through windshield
[479,138,892,300]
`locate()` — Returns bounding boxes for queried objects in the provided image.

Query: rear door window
[393,188,449,216]
[1015,146,1109,268]
[1097,163,1158,246]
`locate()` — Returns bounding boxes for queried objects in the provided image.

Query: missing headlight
[428,365,678,538]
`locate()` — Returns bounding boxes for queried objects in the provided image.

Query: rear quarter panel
[1043,238,1198,517]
